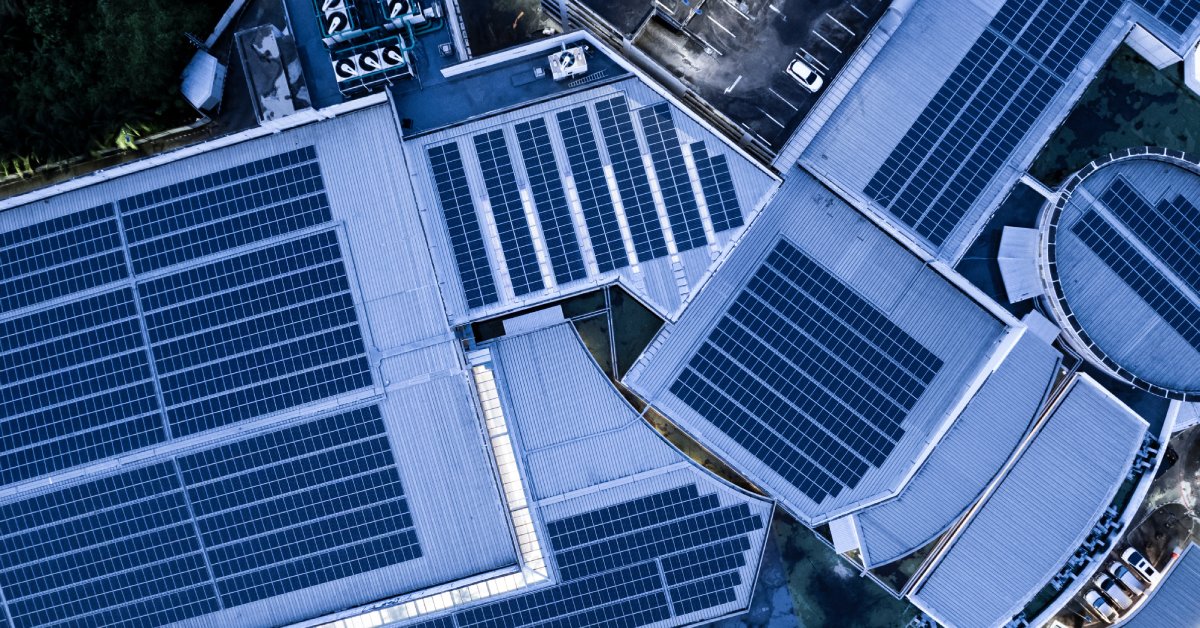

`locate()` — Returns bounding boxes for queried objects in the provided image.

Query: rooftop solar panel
[1072,210,1200,352]
[137,231,372,437]
[0,204,128,315]
[594,96,668,261]
[513,118,588,284]
[473,130,546,296]
[638,103,707,252]
[1134,0,1200,33]
[1102,178,1200,295]
[669,239,943,503]
[0,289,165,487]
[428,142,500,309]
[118,147,331,274]
[556,106,629,273]
[689,143,744,233]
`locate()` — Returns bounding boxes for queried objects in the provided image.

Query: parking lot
[634,0,886,150]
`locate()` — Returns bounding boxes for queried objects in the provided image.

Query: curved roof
[1044,153,1200,398]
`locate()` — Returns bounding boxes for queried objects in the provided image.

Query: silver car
[1109,563,1146,595]
[1085,590,1118,623]
[1094,575,1133,610]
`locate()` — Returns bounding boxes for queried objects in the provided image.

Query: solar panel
[669,239,943,502]
[137,231,372,437]
[473,130,546,296]
[514,118,587,284]
[1102,178,1200,295]
[863,0,1126,248]
[594,96,668,261]
[0,289,165,487]
[0,204,128,314]
[556,106,629,273]
[689,143,744,233]
[1072,210,1200,352]
[177,406,419,608]
[451,483,762,628]
[119,147,331,274]
[0,463,220,628]
[1134,0,1200,33]
[638,103,707,252]
[428,142,499,309]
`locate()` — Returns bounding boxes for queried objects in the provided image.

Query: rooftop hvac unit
[356,49,382,74]
[379,43,405,68]
[548,47,587,81]
[382,0,410,18]
[323,8,351,35]
[333,56,359,81]
[321,0,345,9]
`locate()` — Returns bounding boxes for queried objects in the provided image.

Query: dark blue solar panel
[514,118,587,284]
[670,239,943,502]
[449,484,761,628]
[690,143,744,233]
[428,142,499,309]
[0,463,220,628]
[119,147,331,274]
[0,289,166,487]
[594,96,668,261]
[638,103,707,252]
[556,106,629,273]
[1072,210,1200,352]
[137,231,372,437]
[177,406,420,608]
[0,204,128,314]
[1102,178,1200,295]
[473,130,545,296]
[1134,0,1200,33]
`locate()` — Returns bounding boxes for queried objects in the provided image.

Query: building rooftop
[1121,542,1200,627]
[1043,152,1200,399]
[909,374,1149,628]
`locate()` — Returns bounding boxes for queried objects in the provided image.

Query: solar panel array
[0,146,375,492]
[669,239,943,502]
[406,483,761,628]
[1101,177,1200,295]
[639,103,706,252]
[0,406,421,628]
[1133,0,1200,33]
[473,130,545,296]
[864,0,1123,248]
[427,95,751,311]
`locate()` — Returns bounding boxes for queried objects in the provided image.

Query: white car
[1122,547,1159,583]
[1085,590,1118,623]
[1109,563,1146,595]
[1094,576,1133,610]
[787,59,823,92]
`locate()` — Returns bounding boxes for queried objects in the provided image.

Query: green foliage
[0,0,225,164]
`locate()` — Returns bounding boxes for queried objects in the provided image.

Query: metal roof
[911,374,1148,628]
[1121,542,1200,628]
[854,327,1061,567]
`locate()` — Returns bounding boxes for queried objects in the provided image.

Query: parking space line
[725,75,743,94]
[850,4,868,18]
[796,48,830,72]
[812,30,843,53]
[828,14,855,36]
[768,88,798,111]
[754,106,786,129]
[768,4,786,20]
[708,15,737,38]
[720,0,752,20]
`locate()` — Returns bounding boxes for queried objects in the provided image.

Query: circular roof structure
[1042,149,1200,400]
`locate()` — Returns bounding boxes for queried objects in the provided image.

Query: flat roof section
[910,374,1149,628]
[0,105,517,628]
[1121,542,1200,627]
[853,326,1062,568]
[407,76,777,324]
[623,170,1011,525]
[1044,153,1200,399]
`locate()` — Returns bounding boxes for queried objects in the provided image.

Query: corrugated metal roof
[623,170,1012,525]
[911,374,1148,628]
[1121,543,1200,627]
[855,329,1061,567]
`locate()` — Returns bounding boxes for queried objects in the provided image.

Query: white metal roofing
[854,328,1061,567]
[623,169,1013,525]
[910,374,1148,628]
[1120,543,1200,628]
[405,77,779,325]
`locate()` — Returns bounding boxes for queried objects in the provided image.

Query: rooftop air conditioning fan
[384,0,409,18]
[333,57,359,81]
[379,44,405,68]
[548,46,587,81]
[356,50,382,74]
[324,9,351,34]
[321,0,345,9]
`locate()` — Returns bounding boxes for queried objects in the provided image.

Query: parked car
[1085,590,1118,623]
[1094,575,1133,610]
[787,59,823,92]
[1121,547,1159,583]
[1109,563,1146,595]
